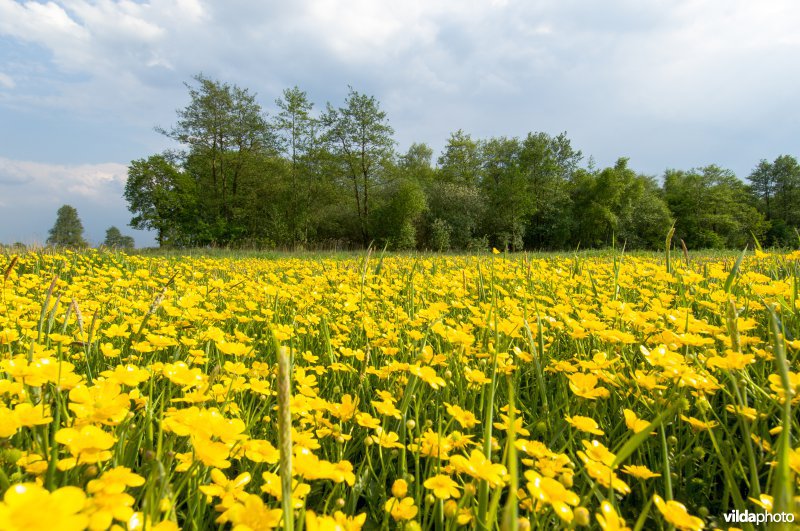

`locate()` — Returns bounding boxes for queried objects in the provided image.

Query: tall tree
[321,88,395,246]
[749,155,800,245]
[521,132,581,249]
[47,205,87,247]
[480,136,528,250]
[399,142,436,188]
[158,74,274,243]
[272,87,318,245]
[748,159,775,220]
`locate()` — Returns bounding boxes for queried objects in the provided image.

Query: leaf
[723,246,747,293]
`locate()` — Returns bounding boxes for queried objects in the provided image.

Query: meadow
[0,248,798,530]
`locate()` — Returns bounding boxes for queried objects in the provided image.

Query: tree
[399,143,436,188]
[272,87,319,245]
[158,74,275,243]
[480,136,528,250]
[437,130,482,186]
[103,226,135,250]
[321,88,395,246]
[749,155,800,245]
[522,132,582,249]
[664,165,766,249]
[47,205,87,247]
[124,154,195,247]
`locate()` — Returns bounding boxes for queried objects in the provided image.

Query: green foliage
[665,165,767,249]
[428,218,452,252]
[748,155,800,246]
[425,181,485,249]
[46,205,87,248]
[321,87,395,246]
[372,177,426,250]
[102,226,135,250]
[124,154,195,246]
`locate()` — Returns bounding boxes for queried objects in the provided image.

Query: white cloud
[0,157,127,202]
[0,0,798,181]
[0,72,14,89]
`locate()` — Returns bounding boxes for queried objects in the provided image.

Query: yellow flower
[580,439,616,466]
[445,403,479,428]
[374,430,405,449]
[55,425,116,468]
[217,493,283,529]
[596,501,630,531]
[789,447,800,475]
[409,364,446,390]
[372,399,401,419]
[524,470,580,523]
[582,459,631,495]
[87,466,145,494]
[191,436,232,469]
[423,474,460,500]
[0,483,88,531]
[100,364,151,387]
[68,380,131,426]
[391,479,408,498]
[0,407,22,438]
[241,439,280,464]
[622,409,652,434]
[565,414,604,435]
[385,497,419,521]
[448,449,507,487]
[199,468,251,508]
[652,494,705,531]
[621,464,661,480]
[103,323,129,339]
[567,373,610,399]
[492,414,530,436]
[680,415,718,431]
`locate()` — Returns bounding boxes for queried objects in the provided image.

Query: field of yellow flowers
[0,249,798,530]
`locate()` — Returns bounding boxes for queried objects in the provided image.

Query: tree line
[123,74,800,251]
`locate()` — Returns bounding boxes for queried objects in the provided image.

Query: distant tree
[103,226,135,250]
[47,205,87,247]
[749,155,800,245]
[321,88,396,246]
[425,181,486,250]
[425,131,486,249]
[665,165,767,248]
[372,175,427,250]
[438,130,482,186]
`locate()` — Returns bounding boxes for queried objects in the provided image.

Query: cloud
[0,157,127,200]
[0,157,154,246]
[0,72,14,89]
[0,0,798,192]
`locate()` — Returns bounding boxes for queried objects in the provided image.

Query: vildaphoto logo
[723,510,795,524]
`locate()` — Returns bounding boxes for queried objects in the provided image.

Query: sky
[1,0,799,247]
